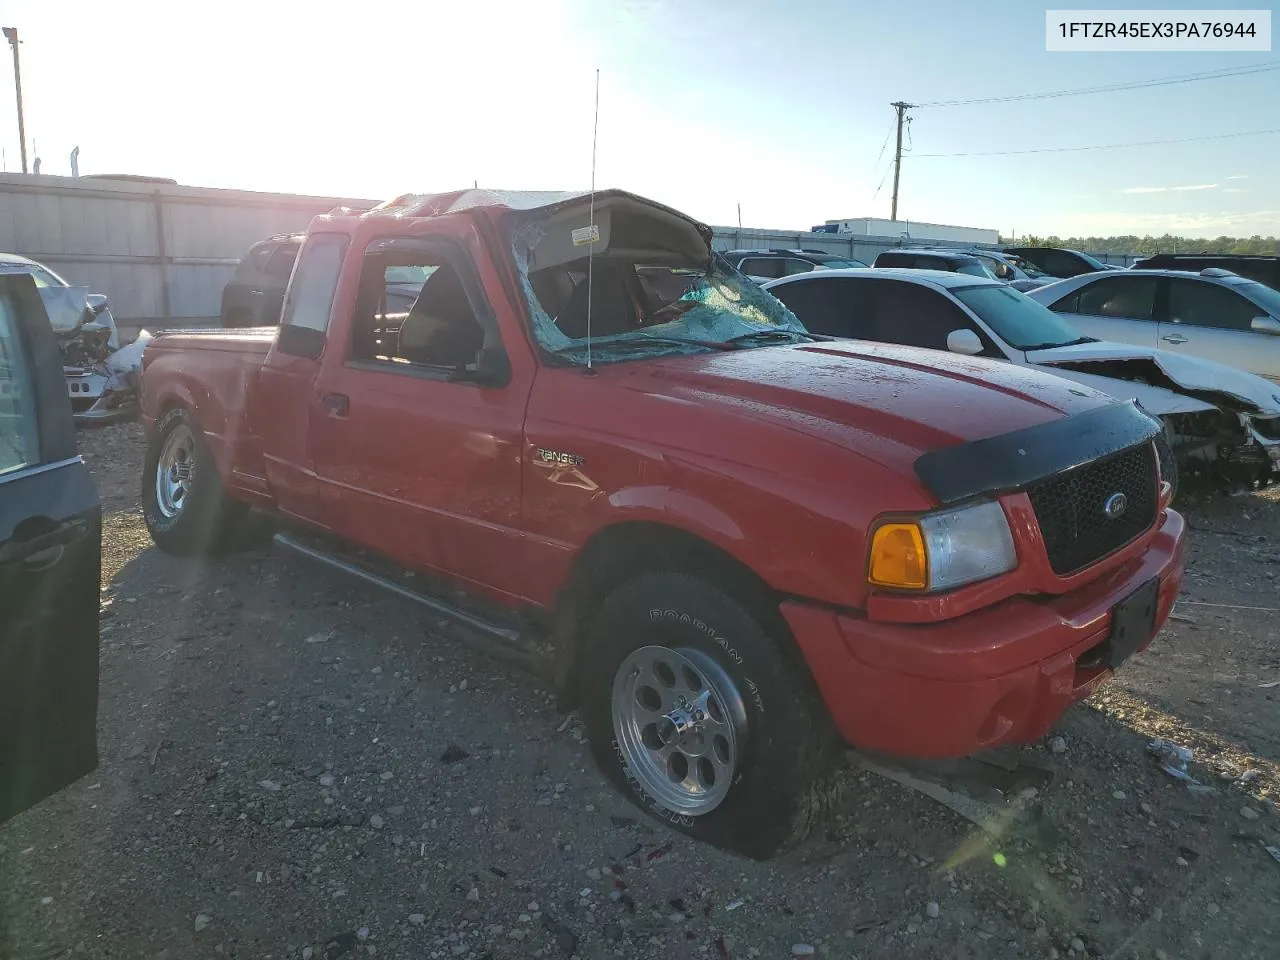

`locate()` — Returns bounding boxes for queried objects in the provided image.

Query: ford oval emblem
[1104,492,1129,519]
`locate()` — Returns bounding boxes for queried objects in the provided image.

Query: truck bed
[140,328,275,482]
[147,327,276,355]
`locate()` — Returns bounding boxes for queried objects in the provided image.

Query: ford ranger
[138,189,1185,859]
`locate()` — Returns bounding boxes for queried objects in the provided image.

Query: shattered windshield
[513,212,809,366]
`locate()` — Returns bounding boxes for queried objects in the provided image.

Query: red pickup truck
[139,189,1185,858]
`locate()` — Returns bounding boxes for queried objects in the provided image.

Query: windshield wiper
[1019,336,1097,351]
[724,329,817,347]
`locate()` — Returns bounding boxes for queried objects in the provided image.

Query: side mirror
[1250,315,1280,336]
[86,293,109,315]
[946,329,984,356]
[456,345,512,387]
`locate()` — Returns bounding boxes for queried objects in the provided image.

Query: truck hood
[1025,340,1280,417]
[625,340,1112,469]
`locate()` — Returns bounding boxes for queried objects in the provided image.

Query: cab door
[0,274,101,824]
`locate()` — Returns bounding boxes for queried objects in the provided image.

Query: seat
[556,263,639,340]
[397,267,484,366]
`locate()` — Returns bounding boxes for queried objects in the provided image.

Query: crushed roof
[363,189,591,219]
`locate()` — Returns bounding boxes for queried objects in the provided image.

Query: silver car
[1028,268,1280,384]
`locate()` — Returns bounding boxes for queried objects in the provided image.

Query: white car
[0,252,135,423]
[1028,268,1280,384]
[764,269,1280,490]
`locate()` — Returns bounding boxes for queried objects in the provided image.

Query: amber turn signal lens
[868,522,927,589]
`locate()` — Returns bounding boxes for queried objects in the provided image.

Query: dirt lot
[2,423,1277,960]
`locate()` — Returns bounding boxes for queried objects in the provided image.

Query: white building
[814,217,999,246]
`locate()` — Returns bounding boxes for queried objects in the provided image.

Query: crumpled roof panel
[365,189,592,219]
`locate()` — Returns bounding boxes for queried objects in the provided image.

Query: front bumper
[784,508,1185,758]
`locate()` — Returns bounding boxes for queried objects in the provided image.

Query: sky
[0,0,1276,238]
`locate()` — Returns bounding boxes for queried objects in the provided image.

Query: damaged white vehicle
[762,269,1280,492]
[0,253,148,424]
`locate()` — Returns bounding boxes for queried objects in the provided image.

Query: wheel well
[550,521,784,708]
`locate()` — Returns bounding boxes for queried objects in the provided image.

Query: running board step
[273,532,543,671]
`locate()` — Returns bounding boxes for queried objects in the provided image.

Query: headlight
[869,500,1017,592]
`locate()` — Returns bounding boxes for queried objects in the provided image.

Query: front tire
[142,407,247,555]
[580,573,841,859]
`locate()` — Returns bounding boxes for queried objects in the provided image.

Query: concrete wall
[0,174,375,340]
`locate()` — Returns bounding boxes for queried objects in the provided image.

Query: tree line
[1005,235,1279,256]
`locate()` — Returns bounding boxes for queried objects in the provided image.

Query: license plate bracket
[1105,577,1159,669]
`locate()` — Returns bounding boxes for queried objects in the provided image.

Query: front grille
[1027,443,1158,576]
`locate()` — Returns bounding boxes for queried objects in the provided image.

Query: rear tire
[580,572,841,860]
[142,407,248,555]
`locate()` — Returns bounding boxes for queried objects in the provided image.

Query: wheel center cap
[661,690,711,745]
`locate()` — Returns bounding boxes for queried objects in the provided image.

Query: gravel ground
[1,422,1278,960]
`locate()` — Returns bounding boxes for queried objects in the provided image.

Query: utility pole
[889,101,914,222]
[2,28,26,174]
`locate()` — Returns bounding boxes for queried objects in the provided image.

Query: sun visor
[528,207,613,273]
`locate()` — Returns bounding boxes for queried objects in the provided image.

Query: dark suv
[872,249,993,278]
[1128,254,1280,291]
[220,234,303,328]
[1003,246,1117,279]
[722,249,867,282]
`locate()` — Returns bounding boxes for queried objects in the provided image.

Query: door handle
[321,393,349,418]
[1162,334,1189,344]
[249,289,265,297]
[0,519,83,565]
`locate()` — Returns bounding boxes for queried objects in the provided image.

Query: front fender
[605,485,747,549]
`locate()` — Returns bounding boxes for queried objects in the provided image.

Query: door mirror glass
[1249,315,1280,336]
[946,328,984,356]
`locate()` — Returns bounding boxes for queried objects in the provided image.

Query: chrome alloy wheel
[155,424,196,519]
[611,645,748,815]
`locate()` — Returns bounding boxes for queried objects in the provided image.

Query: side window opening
[265,244,300,279]
[0,291,39,474]
[1075,276,1158,321]
[1168,280,1258,331]
[871,281,995,353]
[350,250,486,371]
[248,244,274,272]
[738,258,784,279]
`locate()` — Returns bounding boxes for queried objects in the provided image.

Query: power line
[910,126,1280,158]
[871,119,894,174]
[915,62,1280,108]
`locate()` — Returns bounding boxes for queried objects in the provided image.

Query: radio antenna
[585,67,600,371]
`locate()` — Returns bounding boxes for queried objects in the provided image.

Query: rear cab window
[276,234,350,358]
